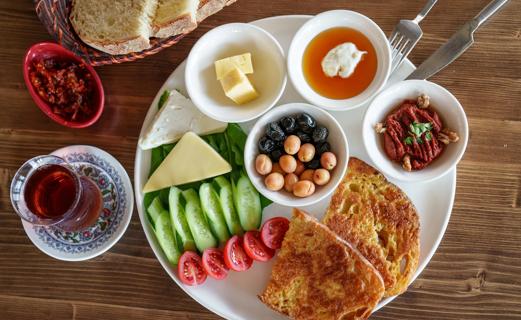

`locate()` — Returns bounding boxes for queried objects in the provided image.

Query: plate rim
[133,14,456,319]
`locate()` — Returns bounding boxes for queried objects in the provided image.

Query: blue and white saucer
[21,145,134,261]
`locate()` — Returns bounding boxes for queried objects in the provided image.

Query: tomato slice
[243,230,275,262]
[223,235,253,271]
[260,217,290,250]
[178,251,207,286]
[202,248,229,280]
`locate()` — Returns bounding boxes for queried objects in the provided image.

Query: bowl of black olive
[244,103,349,207]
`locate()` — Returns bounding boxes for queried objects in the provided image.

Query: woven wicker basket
[34,0,185,66]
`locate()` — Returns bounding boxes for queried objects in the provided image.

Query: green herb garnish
[404,136,414,145]
[405,122,433,145]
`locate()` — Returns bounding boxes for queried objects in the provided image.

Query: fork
[389,0,438,73]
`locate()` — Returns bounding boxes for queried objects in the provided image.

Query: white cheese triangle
[143,132,232,193]
[139,90,227,150]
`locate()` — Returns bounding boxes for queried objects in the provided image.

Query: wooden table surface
[1,0,520,319]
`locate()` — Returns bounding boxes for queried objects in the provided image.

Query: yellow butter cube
[220,67,259,105]
[215,53,253,80]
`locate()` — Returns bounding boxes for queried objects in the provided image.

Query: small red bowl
[23,42,105,128]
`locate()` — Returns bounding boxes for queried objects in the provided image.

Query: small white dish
[244,103,349,207]
[287,10,391,111]
[22,145,134,261]
[185,23,287,123]
[363,80,468,183]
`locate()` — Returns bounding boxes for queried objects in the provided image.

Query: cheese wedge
[139,90,227,150]
[220,67,258,105]
[214,53,253,80]
[143,132,232,193]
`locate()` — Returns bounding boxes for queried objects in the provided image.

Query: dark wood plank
[0,0,520,319]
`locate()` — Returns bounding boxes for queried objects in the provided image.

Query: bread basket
[34,0,185,66]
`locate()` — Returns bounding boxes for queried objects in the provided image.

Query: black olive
[270,149,284,162]
[297,113,317,133]
[266,122,286,141]
[306,159,321,169]
[315,141,331,155]
[312,125,329,143]
[258,136,276,154]
[279,116,297,134]
[296,131,312,143]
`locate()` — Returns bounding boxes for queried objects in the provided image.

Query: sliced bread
[152,0,199,38]
[196,0,237,22]
[70,0,157,55]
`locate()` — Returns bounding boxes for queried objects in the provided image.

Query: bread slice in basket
[70,0,157,55]
[152,0,199,38]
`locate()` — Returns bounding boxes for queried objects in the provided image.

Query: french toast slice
[323,158,420,297]
[259,209,385,320]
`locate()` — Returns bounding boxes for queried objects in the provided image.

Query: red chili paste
[383,100,444,170]
[29,59,94,122]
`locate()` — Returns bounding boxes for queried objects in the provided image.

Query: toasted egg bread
[323,158,420,297]
[259,209,385,320]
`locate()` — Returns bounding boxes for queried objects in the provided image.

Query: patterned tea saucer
[22,145,134,261]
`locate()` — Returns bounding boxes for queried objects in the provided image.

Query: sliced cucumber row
[148,174,262,265]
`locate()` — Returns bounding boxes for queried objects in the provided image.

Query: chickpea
[298,143,315,162]
[313,168,330,186]
[293,180,316,198]
[255,154,272,175]
[284,173,299,192]
[320,152,337,170]
[271,163,284,174]
[279,155,297,173]
[300,169,314,182]
[294,160,305,175]
[264,172,284,191]
[284,135,301,155]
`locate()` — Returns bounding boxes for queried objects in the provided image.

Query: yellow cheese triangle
[143,132,231,193]
[215,53,253,80]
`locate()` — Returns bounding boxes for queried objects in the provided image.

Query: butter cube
[215,53,253,80]
[220,67,258,105]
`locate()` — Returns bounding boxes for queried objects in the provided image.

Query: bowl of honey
[287,10,391,111]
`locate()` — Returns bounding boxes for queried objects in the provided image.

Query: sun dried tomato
[29,59,94,122]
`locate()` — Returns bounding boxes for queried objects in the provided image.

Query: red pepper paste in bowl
[29,58,95,122]
[376,94,460,171]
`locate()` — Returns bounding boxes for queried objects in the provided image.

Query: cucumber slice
[199,183,230,244]
[168,187,196,252]
[232,173,262,231]
[214,176,243,236]
[147,196,164,226]
[154,210,181,265]
[182,189,217,252]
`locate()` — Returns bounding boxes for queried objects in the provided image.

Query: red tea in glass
[11,155,103,231]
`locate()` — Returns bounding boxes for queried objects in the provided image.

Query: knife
[406,0,509,80]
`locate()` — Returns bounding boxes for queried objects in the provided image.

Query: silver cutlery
[389,0,438,73]
[406,0,510,80]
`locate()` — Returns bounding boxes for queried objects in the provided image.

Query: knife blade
[406,0,509,80]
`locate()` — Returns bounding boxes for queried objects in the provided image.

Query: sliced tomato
[178,251,207,286]
[223,235,253,271]
[202,248,229,280]
[260,217,290,250]
[243,230,275,262]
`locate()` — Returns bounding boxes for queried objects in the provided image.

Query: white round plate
[134,15,455,320]
[23,145,134,261]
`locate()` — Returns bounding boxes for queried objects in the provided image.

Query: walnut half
[375,122,386,134]
[417,94,430,109]
[439,128,459,144]
[402,155,412,172]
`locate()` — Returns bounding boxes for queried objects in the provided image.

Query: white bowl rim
[244,102,349,207]
[185,22,287,123]
[362,79,469,183]
[287,9,392,111]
